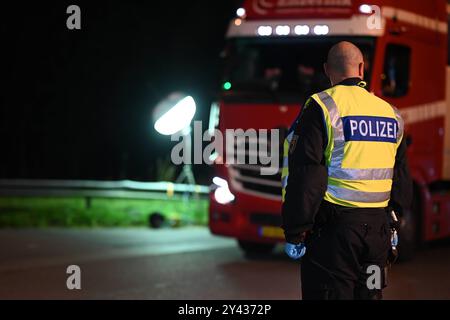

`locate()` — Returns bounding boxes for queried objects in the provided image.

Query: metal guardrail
[0,179,210,201]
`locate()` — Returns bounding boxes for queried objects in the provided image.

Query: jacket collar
[336,77,367,89]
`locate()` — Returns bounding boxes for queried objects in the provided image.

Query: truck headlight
[212,177,235,204]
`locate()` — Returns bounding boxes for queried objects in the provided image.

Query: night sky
[2,1,240,183]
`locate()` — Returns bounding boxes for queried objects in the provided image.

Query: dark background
[1,1,241,183]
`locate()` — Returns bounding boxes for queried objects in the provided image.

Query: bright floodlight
[153,93,196,135]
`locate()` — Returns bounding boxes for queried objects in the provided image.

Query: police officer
[281,41,413,300]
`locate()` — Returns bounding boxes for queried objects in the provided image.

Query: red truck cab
[209,0,450,259]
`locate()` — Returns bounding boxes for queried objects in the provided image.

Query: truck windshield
[221,37,375,104]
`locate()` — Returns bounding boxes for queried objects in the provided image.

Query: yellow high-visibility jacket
[282,81,404,208]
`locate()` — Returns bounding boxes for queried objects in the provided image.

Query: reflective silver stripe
[285,131,294,144]
[318,91,396,182]
[327,185,391,203]
[317,91,343,139]
[281,175,288,189]
[317,92,344,169]
[282,156,289,168]
[328,167,394,180]
[330,140,345,168]
[391,105,404,142]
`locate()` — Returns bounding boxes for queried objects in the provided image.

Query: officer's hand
[285,242,306,260]
[391,230,398,248]
[388,230,399,264]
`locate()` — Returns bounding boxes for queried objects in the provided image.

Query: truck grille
[227,128,286,200]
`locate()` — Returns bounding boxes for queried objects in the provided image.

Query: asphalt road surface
[0,227,449,299]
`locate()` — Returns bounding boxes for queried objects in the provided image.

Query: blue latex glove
[391,230,398,248]
[285,242,306,260]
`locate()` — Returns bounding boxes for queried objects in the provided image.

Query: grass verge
[0,196,209,228]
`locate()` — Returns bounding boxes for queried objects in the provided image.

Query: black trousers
[301,201,391,300]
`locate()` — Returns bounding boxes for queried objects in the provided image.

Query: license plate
[259,226,284,239]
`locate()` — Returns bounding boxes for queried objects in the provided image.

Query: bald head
[324,41,364,85]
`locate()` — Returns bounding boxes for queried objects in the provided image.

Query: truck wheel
[237,240,275,255]
[397,185,421,262]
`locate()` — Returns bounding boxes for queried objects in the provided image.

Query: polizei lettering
[342,116,398,143]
